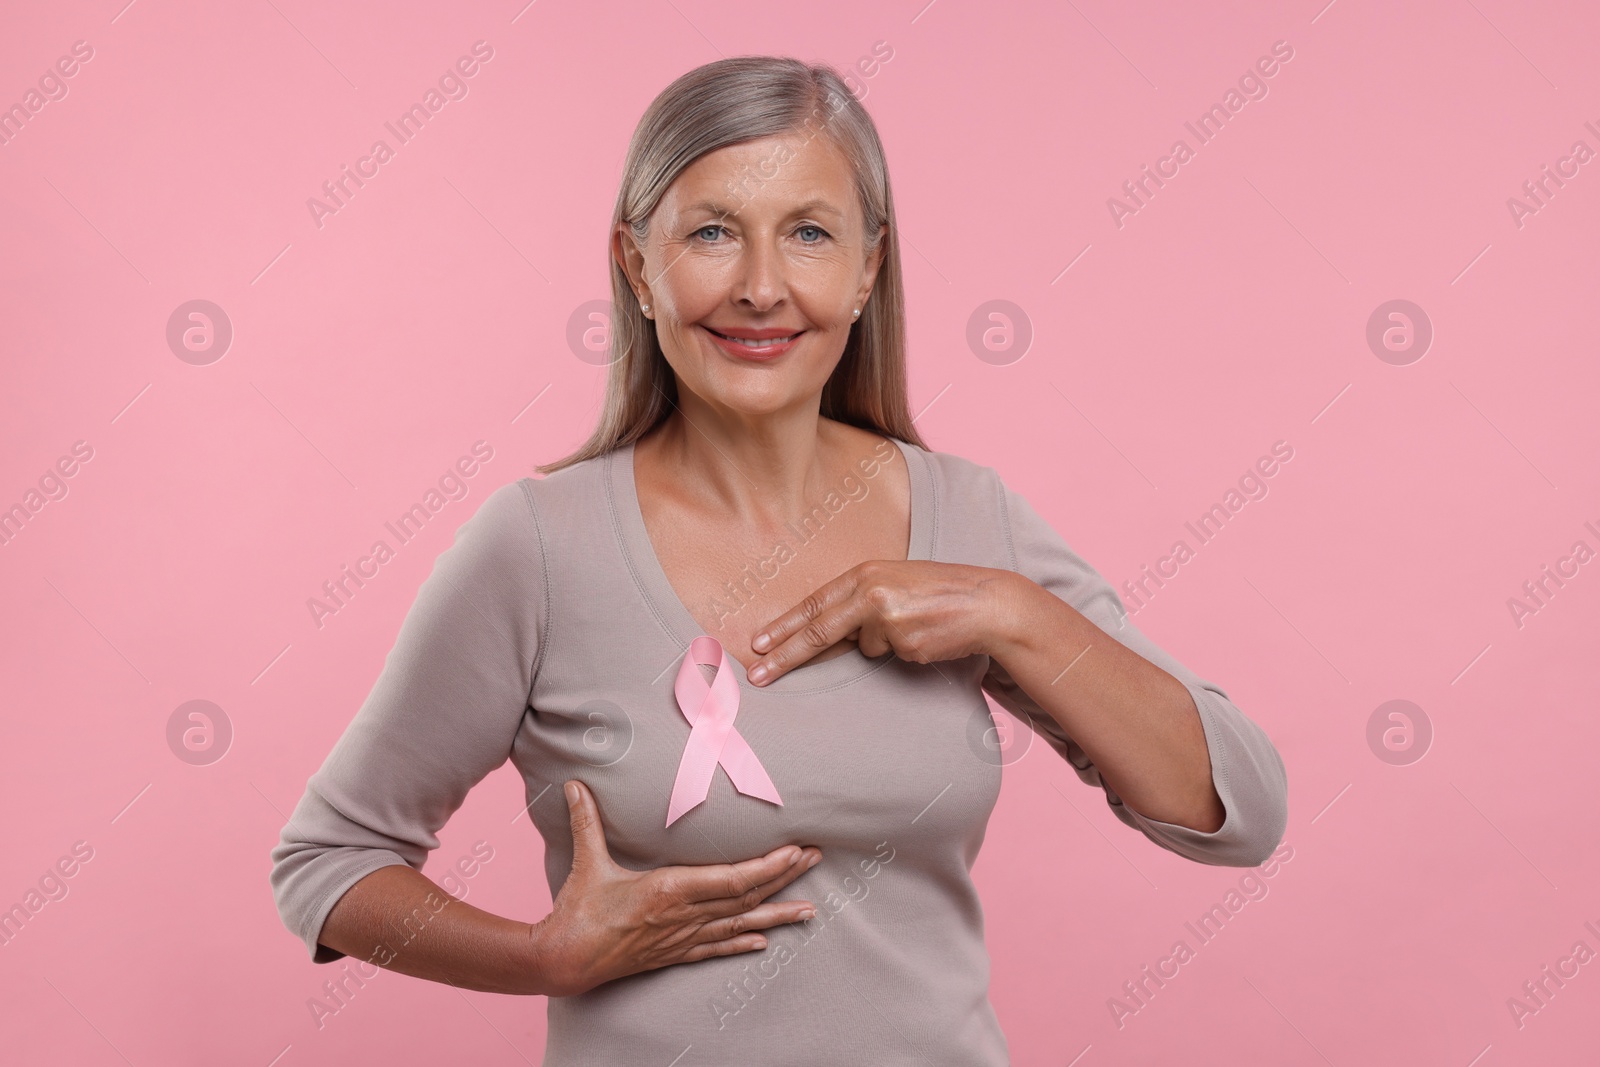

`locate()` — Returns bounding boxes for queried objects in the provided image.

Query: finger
[564,780,613,872]
[750,568,863,658]
[692,847,823,919]
[751,595,868,685]
[695,897,818,945]
[679,932,771,964]
[672,845,816,904]
[856,614,893,659]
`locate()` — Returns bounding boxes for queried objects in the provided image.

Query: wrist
[980,570,1043,661]
[518,916,565,997]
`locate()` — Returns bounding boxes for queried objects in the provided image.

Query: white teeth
[714,332,797,349]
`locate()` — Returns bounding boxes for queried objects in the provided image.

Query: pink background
[3,1,1598,1063]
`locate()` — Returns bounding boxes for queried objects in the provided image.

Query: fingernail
[749,663,769,683]
[753,633,770,651]
[752,937,768,949]
[565,783,577,805]
[786,847,802,865]
[797,908,816,921]
[806,853,821,868]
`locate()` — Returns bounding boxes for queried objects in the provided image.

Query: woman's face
[616,129,886,421]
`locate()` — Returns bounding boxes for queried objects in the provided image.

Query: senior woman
[270,55,1288,1064]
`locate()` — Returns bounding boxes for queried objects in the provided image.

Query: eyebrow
[682,197,845,221]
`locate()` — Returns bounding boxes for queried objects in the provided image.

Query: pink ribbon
[665,636,783,827]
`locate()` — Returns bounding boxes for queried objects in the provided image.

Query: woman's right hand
[532,779,822,998]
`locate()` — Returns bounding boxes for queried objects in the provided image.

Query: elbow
[1192,691,1289,868]
[1228,798,1288,868]
[267,834,321,945]
[268,830,417,961]
[1140,746,1288,868]
[1215,751,1289,868]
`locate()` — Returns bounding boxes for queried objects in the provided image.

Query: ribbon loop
[665,636,783,827]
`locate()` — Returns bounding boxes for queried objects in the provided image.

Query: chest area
[645,494,912,674]
[519,652,1003,871]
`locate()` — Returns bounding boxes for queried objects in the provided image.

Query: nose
[731,231,788,313]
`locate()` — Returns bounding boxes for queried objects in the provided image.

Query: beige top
[269,437,1289,1065]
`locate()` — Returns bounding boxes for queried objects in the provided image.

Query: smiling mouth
[703,327,804,349]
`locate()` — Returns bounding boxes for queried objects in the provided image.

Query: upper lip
[704,326,804,340]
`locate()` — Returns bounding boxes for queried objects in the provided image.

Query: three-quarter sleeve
[269,478,548,962]
[980,474,1288,867]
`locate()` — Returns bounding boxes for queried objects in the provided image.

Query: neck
[643,398,845,528]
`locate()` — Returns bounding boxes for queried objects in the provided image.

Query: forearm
[319,864,548,995]
[985,572,1225,832]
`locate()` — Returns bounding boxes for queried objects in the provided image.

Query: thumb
[564,780,611,872]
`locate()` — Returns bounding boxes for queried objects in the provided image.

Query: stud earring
[852,307,860,319]
[641,303,650,313]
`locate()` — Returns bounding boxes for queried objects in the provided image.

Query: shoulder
[894,439,1007,514]
[437,477,547,576]
[892,439,1015,567]
[514,447,617,528]
[469,447,638,584]
[448,446,612,567]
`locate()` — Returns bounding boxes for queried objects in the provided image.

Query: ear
[613,224,652,310]
[855,223,889,310]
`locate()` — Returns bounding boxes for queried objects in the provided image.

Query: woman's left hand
[746,560,1021,685]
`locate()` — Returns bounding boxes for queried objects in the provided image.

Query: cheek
[668,256,733,301]
[796,274,860,318]
[657,324,709,376]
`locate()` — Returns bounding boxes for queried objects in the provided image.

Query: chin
[698,376,810,417]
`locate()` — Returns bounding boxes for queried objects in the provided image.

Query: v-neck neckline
[608,433,936,695]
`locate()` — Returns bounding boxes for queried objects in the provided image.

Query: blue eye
[690,223,831,244]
